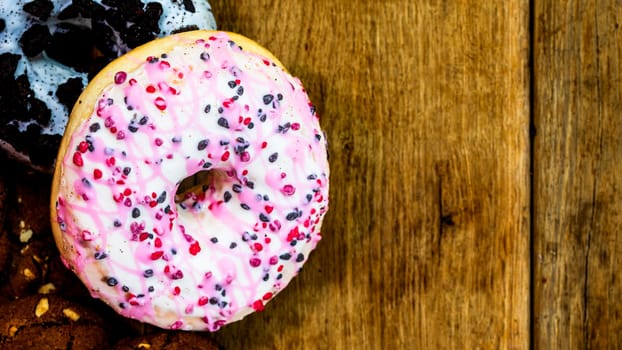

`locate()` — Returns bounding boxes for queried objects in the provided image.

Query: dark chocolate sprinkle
[204,104,211,113]
[219,140,229,146]
[240,203,250,210]
[81,178,91,187]
[215,284,222,291]
[237,86,244,95]
[223,191,232,203]
[209,297,218,305]
[90,123,101,132]
[139,116,149,125]
[290,240,298,247]
[228,80,236,88]
[277,93,283,101]
[210,237,218,243]
[122,285,130,292]
[259,213,270,222]
[296,253,305,262]
[279,253,292,260]
[229,242,237,249]
[307,174,318,180]
[217,117,229,129]
[306,194,313,202]
[246,181,254,189]
[200,52,210,61]
[119,303,126,309]
[113,219,122,227]
[268,153,278,163]
[157,191,167,203]
[262,274,269,281]
[106,277,118,286]
[94,251,108,260]
[123,167,131,175]
[263,94,274,105]
[197,139,209,150]
[242,232,251,241]
[143,269,154,278]
[276,273,283,280]
[128,124,138,133]
[248,122,254,129]
[218,107,224,113]
[202,162,212,169]
[232,184,242,193]
[132,208,140,218]
[172,136,182,143]
[148,286,155,292]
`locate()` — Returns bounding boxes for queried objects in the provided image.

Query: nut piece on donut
[0,0,217,172]
[50,31,330,331]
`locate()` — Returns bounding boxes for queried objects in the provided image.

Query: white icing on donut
[0,0,216,136]
[53,31,330,331]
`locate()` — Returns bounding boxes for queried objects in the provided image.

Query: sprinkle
[265,205,274,214]
[249,258,261,267]
[279,253,292,260]
[263,94,274,105]
[107,277,118,286]
[143,269,154,278]
[240,203,250,210]
[221,150,230,161]
[94,251,108,260]
[197,139,209,150]
[240,152,250,162]
[223,191,232,202]
[252,300,264,311]
[259,213,270,222]
[114,71,127,84]
[72,152,83,167]
[89,123,100,132]
[150,251,164,260]
[296,253,305,262]
[217,117,229,128]
[204,104,211,113]
[155,138,163,146]
[229,242,237,249]
[189,241,201,255]
[282,185,296,196]
[154,97,167,110]
[198,296,209,306]
[286,212,299,221]
[268,153,278,162]
[200,52,210,61]
[232,184,242,193]
[291,122,301,130]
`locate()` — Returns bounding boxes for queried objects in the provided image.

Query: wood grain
[208,1,530,348]
[533,1,622,349]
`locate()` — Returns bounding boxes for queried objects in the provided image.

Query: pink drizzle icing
[54,32,329,331]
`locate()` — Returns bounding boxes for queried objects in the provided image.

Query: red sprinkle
[262,292,273,301]
[123,188,132,196]
[265,206,274,214]
[291,122,301,130]
[261,141,267,148]
[173,286,181,295]
[198,296,209,306]
[252,300,265,311]
[249,258,261,267]
[150,251,164,260]
[154,97,167,110]
[155,237,162,248]
[253,243,263,252]
[221,151,230,161]
[78,141,89,153]
[146,85,156,93]
[114,71,127,84]
[139,232,149,241]
[106,157,116,167]
[93,169,102,180]
[262,59,270,66]
[72,152,83,167]
[189,241,201,255]
[269,256,278,265]
[282,184,296,196]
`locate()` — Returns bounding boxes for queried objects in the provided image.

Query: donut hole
[174,169,229,203]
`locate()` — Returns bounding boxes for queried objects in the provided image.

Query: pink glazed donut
[50,30,329,331]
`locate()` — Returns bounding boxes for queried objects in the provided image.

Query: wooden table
[205,1,622,349]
